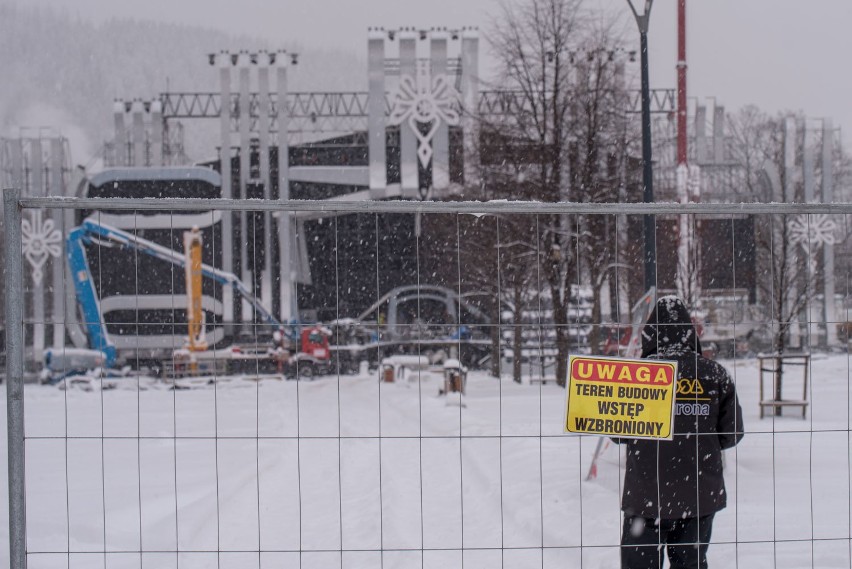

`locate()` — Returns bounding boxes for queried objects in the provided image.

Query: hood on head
[640,295,702,358]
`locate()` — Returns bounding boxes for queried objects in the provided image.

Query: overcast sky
[22,0,852,139]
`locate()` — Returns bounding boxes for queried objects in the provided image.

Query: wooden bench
[758,353,809,419]
[526,354,557,385]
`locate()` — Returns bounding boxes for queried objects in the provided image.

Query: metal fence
[4,189,852,569]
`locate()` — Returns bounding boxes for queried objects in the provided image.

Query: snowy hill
[0,2,365,165]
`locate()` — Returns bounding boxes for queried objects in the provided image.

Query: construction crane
[65,218,284,369]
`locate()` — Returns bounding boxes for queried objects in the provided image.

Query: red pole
[676,0,687,167]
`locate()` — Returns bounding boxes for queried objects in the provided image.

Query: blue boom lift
[64,218,285,370]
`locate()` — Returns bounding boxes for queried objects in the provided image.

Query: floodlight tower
[626,0,656,292]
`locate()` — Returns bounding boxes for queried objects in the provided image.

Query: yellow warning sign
[564,355,677,440]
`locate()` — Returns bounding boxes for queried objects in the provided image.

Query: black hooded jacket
[615,296,744,519]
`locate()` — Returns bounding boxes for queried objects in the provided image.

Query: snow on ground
[1,353,851,569]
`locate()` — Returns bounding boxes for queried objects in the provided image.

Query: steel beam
[21,196,852,215]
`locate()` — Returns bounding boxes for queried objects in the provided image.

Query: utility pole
[674,0,700,306]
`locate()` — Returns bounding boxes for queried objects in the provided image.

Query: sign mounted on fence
[564,355,677,440]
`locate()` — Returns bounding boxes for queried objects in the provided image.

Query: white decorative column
[430,29,450,195]
[31,137,43,195]
[50,137,65,348]
[113,101,127,166]
[803,122,816,203]
[398,29,419,197]
[783,118,797,198]
[783,117,801,348]
[368,28,387,198]
[277,52,296,323]
[30,137,46,360]
[150,100,163,167]
[802,122,819,346]
[694,105,707,164]
[9,137,24,193]
[822,119,837,346]
[712,105,725,163]
[131,100,145,167]
[218,52,235,326]
[788,212,838,349]
[258,53,273,313]
[460,27,479,189]
[23,211,62,362]
[4,137,23,222]
[238,52,252,324]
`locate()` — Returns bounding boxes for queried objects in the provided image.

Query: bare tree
[568,20,633,353]
[485,0,585,385]
[497,219,541,383]
[486,0,634,380]
[453,216,503,377]
[444,203,542,382]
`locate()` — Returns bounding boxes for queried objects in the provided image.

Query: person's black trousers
[621,514,714,569]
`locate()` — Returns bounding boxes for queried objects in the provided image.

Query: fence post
[5,187,27,569]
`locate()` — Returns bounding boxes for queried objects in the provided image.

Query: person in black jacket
[616,295,744,569]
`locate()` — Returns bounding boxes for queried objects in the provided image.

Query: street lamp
[626,0,656,292]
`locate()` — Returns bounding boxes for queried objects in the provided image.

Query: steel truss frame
[160,88,675,136]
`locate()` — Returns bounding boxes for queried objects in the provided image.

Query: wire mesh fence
[4,191,852,569]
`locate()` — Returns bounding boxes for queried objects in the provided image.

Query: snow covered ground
[1,353,851,569]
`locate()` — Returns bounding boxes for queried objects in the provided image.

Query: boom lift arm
[66,218,284,367]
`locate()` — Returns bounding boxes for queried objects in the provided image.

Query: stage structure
[94,28,705,362]
[62,26,838,363]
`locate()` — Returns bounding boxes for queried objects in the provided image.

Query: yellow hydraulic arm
[183,227,208,352]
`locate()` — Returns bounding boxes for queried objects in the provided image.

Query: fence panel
[4,192,852,569]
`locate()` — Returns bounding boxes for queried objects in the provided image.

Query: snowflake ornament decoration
[21,209,62,285]
[788,213,838,249]
[788,213,838,276]
[388,60,461,168]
